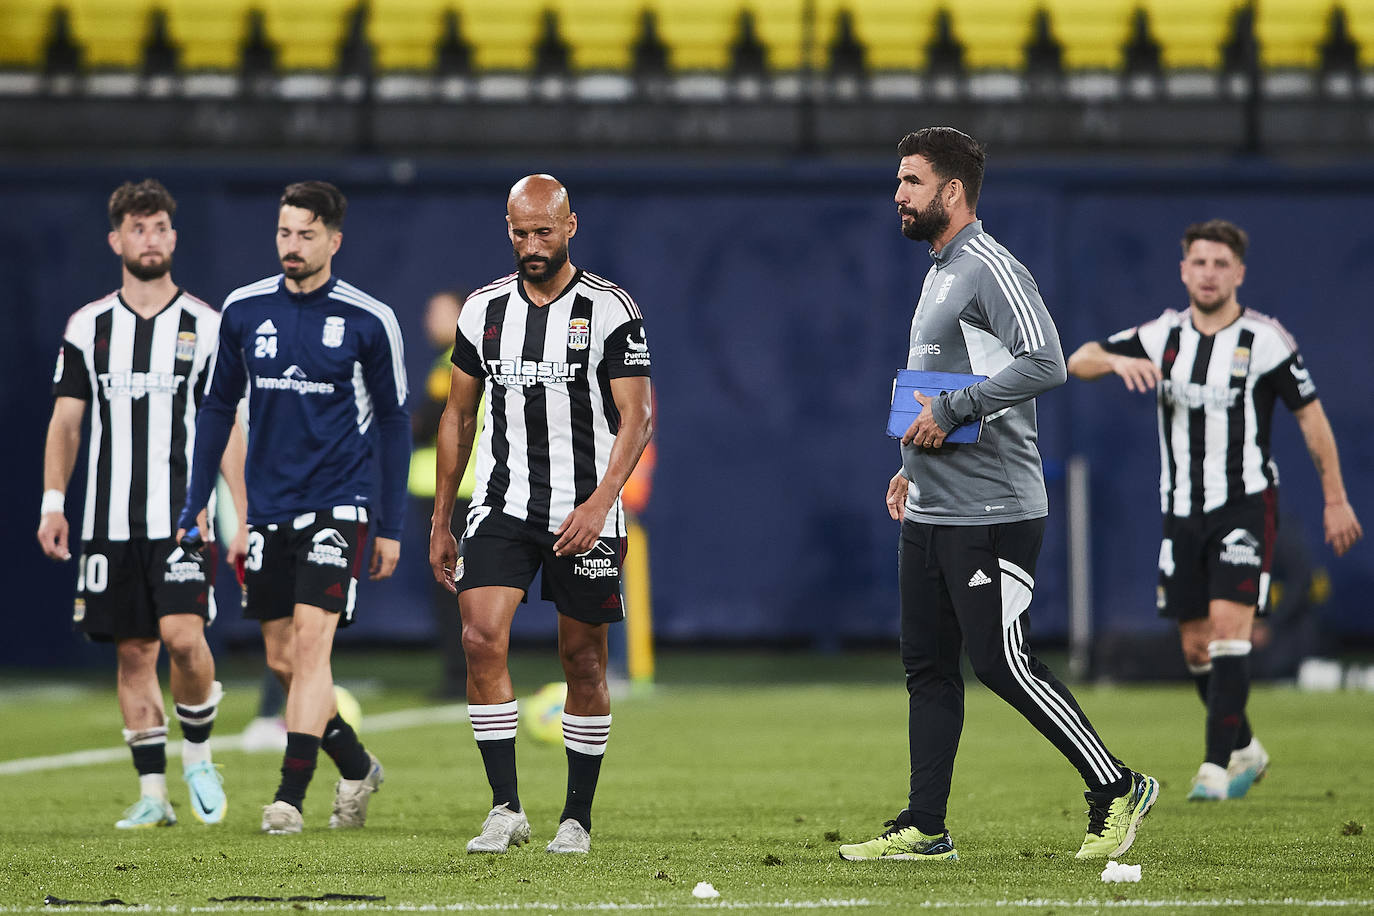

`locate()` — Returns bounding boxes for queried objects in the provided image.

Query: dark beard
[281,258,322,282]
[900,194,951,243]
[1191,294,1227,314]
[515,243,569,282]
[124,253,171,281]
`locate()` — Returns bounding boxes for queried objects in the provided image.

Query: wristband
[41,489,65,515]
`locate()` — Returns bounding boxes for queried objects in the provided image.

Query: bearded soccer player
[838,128,1158,863]
[179,181,409,835]
[1068,219,1362,800]
[38,179,243,828]
[430,175,653,855]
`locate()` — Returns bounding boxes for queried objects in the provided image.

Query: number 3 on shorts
[463,506,492,541]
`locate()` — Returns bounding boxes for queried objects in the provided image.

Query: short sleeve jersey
[53,290,220,541]
[452,269,651,537]
[1101,307,1316,516]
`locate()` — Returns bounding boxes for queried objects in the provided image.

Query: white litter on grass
[1101,860,1143,883]
[691,882,721,899]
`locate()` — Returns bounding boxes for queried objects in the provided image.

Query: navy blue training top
[180,275,411,539]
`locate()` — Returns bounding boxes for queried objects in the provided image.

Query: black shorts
[75,538,215,642]
[1157,489,1277,621]
[243,507,369,625]
[456,508,625,625]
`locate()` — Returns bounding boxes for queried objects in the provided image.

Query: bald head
[507,174,577,288]
[508,174,570,221]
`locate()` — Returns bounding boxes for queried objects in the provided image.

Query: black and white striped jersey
[52,290,221,541]
[1101,307,1316,517]
[452,269,652,537]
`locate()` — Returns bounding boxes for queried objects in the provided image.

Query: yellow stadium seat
[1138,0,1239,70]
[653,2,740,70]
[371,1,456,70]
[442,0,538,70]
[1258,1,1325,69]
[819,0,935,71]
[1040,0,1137,70]
[548,0,639,71]
[165,0,254,70]
[260,0,356,70]
[0,2,54,68]
[945,0,1035,70]
[66,0,154,68]
[1346,0,1374,67]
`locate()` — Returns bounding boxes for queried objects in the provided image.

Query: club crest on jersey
[935,274,957,303]
[1230,346,1251,378]
[567,317,590,351]
[322,316,346,348]
[175,331,197,361]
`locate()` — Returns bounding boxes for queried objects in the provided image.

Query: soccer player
[1067,219,1362,800]
[178,180,410,834]
[429,175,653,855]
[838,128,1158,863]
[37,179,238,829]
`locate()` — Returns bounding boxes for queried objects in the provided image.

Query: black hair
[280,180,347,230]
[108,179,176,229]
[896,127,986,208]
[1182,219,1248,262]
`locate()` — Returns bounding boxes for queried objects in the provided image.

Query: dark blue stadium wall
[3,161,1371,665]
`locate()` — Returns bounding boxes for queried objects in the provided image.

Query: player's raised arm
[1067,339,1162,393]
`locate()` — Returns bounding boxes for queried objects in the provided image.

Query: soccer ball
[334,684,363,734]
[523,682,567,745]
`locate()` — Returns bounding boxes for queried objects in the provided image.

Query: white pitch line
[3,899,1374,914]
[0,704,469,776]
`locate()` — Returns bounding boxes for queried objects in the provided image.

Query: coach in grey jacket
[838,127,1159,865]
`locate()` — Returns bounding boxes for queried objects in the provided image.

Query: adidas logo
[968,569,993,588]
[256,319,278,334]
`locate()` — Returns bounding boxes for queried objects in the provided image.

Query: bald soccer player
[430,176,654,855]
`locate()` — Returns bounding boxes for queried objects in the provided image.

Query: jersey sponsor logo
[322,316,345,348]
[98,370,186,399]
[967,568,993,587]
[1290,360,1316,397]
[53,347,65,383]
[934,274,957,303]
[255,319,278,335]
[164,554,207,584]
[913,342,942,356]
[256,365,337,395]
[623,328,651,367]
[486,357,581,386]
[175,331,197,362]
[483,324,499,340]
[307,527,351,568]
[1230,346,1251,378]
[567,318,590,351]
[573,539,620,579]
[1219,528,1262,567]
[1160,379,1240,410]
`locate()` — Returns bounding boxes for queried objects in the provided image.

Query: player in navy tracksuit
[179,181,410,835]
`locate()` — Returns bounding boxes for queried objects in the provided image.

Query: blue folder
[887,369,986,443]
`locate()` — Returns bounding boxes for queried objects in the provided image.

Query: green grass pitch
[0,650,1370,914]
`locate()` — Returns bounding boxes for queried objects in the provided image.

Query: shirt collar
[928,219,984,267]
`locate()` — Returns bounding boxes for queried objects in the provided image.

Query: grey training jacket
[899,220,1066,526]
